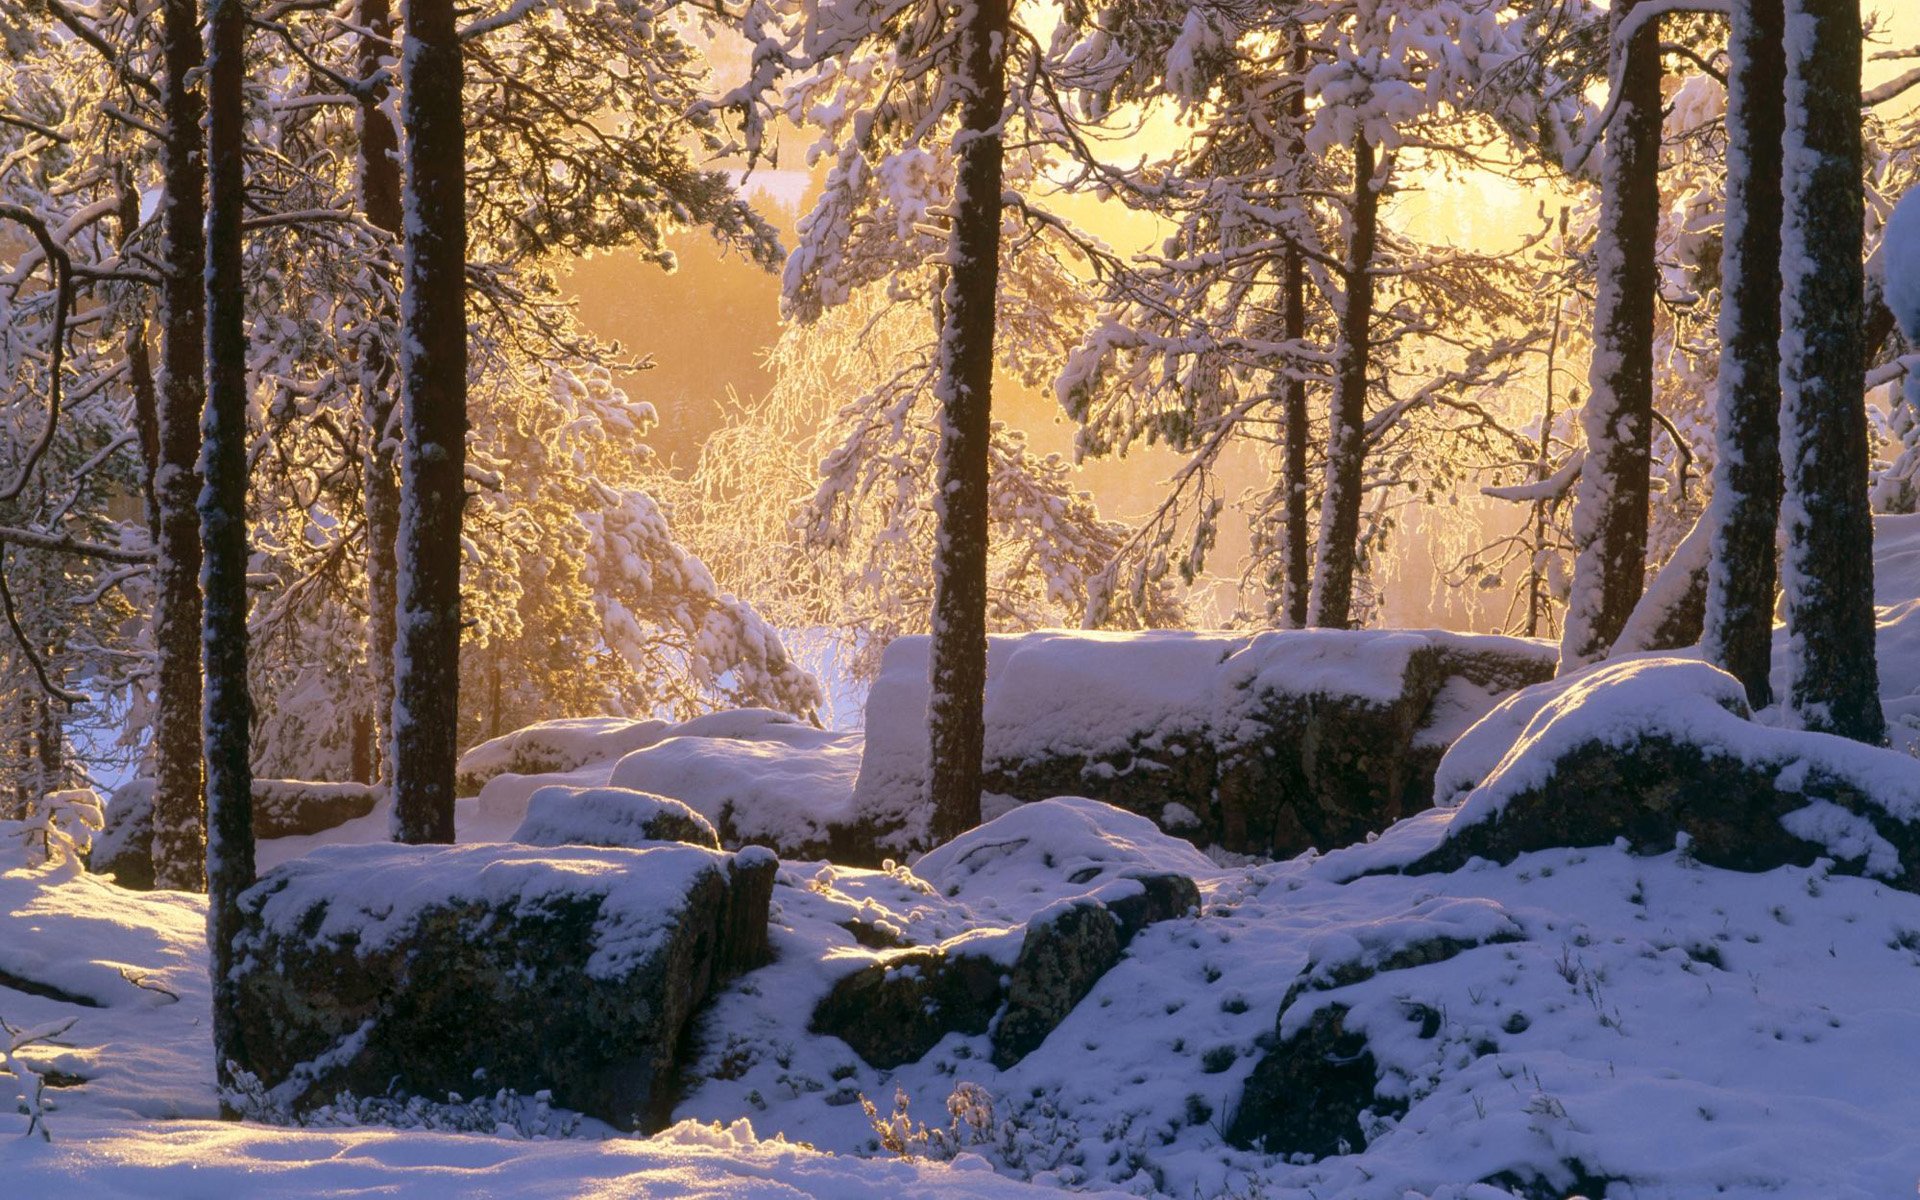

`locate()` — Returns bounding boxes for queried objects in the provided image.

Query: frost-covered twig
[0,1015,78,1141]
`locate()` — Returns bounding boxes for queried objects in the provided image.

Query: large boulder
[232,841,775,1131]
[815,799,1204,1070]
[89,779,154,890]
[93,778,379,889]
[849,630,1554,861]
[1410,658,1920,883]
[456,717,672,796]
[513,785,720,850]
[609,709,864,860]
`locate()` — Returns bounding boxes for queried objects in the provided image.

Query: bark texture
[1560,0,1662,671]
[924,0,1010,845]
[1704,0,1787,710]
[390,0,468,843]
[358,0,402,786]
[1307,135,1380,631]
[151,0,207,891]
[1779,0,1885,743]
[202,0,255,1102]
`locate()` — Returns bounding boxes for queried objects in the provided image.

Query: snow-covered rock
[512,784,720,850]
[231,841,776,1131]
[852,630,1556,859]
[1413,657,1920,883]
[812,800,1202,1071]
[608,708,863,859]
[455,716,672,796]
[94,778,380,889]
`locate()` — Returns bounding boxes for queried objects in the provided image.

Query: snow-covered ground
[15,515,1920,1198]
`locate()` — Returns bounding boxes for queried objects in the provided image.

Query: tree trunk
[1779,0,1885,742]
[1703,0,1787,710]
[1278,55,1311,630]
[117,185,163,544]
[358,0,402,787]
[924,0,1010,845]
[1559,0,1662,671]
[150,0,207,891]
[201,0,255,1104]
[1307,134,1380,630]
[389,0,467,843]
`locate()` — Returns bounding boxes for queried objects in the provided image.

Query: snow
[456,717,672,794]
[1883,187,1920,347]
[912,797,1217,922]
[1431,654,1920,843]
[854,630,1552,850]
[513,786,718,849]
[609,708,861,852]
[239,842,743,980]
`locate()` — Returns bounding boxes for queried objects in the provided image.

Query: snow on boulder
[608,709,862,860]
[512,785,720,850]
[455,716,671,796]
[231,841,776,1131]
[814,799,1205,1070]
[1414,657,1920,883]
[1867,512,1920,754]
[853,630,1555,860]
[912,796,1214,923]
[88,779,154,890]
[94,778,379,889]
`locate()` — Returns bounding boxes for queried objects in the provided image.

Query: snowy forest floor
[6,798,1920,1198]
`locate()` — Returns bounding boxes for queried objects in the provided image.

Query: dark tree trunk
[389,0,467,844]
[1779,0,1885,742]
[925,0,1009,845]
[1278,55,1311,630]
[201,0,254,1104]
[1307,134,1380,630]
[1704,0,1787,710]
[358,0,401,786]
[1560,0,1662,670]
[150,0,207,891]
[117,185,163,543]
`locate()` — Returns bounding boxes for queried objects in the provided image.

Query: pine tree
[389,0,466,842]
[1779,0,1885,742]
[1306,133,1381,630]
[150,0,208,889]
[200,0,254,1098]
[1703,0,1786,710]
[925,0,1011,843]
[357,0,402,787]
[1561,0,1664,671]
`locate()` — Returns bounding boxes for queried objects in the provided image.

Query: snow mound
[1443,656,1920,834]
[855,630,1554,857]
[456,716,672,795]
[910,797,1217,924]
[609,709,861,858]
[239,842,741,980]
[513,785,720,850]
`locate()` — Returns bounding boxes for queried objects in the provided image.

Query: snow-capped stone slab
[512,784,720,850]
[852,630,1555,858]
[231,841,776,1130]
[93,778,380,890]
[455,716,672,796]
[609,708,863,859]
[1416,657,1920,882]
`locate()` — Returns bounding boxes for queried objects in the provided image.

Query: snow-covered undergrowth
[680,798,1920,1199]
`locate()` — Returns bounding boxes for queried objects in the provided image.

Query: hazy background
[564,7,1920,632]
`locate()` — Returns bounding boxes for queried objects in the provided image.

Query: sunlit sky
[567,6,1920,631]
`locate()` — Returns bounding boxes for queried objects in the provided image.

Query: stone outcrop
[231,842,775,1131]
[94,778,380,889]
[813,871,1200,1070]
[849,630,1556,860]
